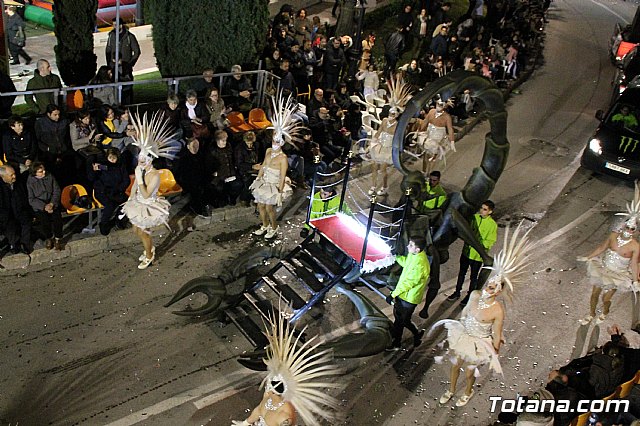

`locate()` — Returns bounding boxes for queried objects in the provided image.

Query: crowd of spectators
[494,324,640,426]
[0,0,547,258]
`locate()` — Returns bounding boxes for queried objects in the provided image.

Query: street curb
[0,204,258,273]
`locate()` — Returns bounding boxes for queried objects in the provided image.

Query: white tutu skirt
[121,195,171,229]
[587,257,635,292]
[431,319,503,375]
[249,167,292,206]
[369,131,393,165]
[417,125,451,162]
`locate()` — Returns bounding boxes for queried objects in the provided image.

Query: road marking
[105,370,258,426]
[588,0,629,24]
[535,205,601,247]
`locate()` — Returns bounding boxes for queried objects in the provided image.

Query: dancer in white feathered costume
[412,97,455,173]
[366,74,413,197]
[231,310,342,426]
[577,181,640,326]
[431,222,535,407]
[250,92,302,240]
[120,111,180,270]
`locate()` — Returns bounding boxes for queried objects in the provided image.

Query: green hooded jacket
[391,250,430,304]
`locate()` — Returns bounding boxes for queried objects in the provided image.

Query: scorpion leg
[164,276,227,316]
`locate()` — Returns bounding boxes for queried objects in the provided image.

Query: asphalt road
[3,0,640,425]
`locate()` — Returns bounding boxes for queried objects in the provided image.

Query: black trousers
[391,298,420,344]
[8,42,31,64]
[455,253,483,294]
[34,209,63,240]
[95,192,127,225]
[0,217,31,247]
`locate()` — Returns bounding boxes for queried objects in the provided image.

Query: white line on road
[588,0,630,24]
[105,370,258,426]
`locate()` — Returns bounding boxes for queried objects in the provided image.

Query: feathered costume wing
[129,110,182,160]
[387,74,413,112]
[262,310,342,426]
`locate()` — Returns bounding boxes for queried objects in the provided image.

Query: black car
[581,79,640,179]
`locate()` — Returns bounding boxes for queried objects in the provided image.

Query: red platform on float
[309,213,395,272]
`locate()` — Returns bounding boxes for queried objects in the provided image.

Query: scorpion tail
[163,276,227,316]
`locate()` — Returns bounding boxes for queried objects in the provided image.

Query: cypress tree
[149,0,269,76]
[52,0,98,86]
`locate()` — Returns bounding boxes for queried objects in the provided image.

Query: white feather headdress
[387,74,413,113]
[482,221,536,295]
[615,180,640,228]
[129,110,181,160]
[268,92,304,147]
[262,309,341,426]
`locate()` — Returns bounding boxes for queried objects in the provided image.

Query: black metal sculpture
[166,70,509,363]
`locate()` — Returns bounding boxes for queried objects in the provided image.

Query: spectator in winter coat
[0,165,32,254]
[3,116,37,175]
[0,69,17,119]
[180,89,210,139]
[5,5,31,66]
[175,138,213,217]
[25,60,62,115]
[88,148,129,235]
[26,161,63,251]
[235,131,262,207]
[207,130,242,208]
[323,37,346,90]
[90,65,116,107]
[384,28,406,78]
[35,104,73,186]
[105,20,139,105]
[224,65,254,112]
[430,26,449,59]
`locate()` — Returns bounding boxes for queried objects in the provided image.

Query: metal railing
[1,69,281,112]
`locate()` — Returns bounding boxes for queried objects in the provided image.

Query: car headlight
[589,138,602,155]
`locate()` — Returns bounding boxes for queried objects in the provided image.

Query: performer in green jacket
[448,200,498,305]
[419,170,447,211]
[386,235,431,350]
[309,186,351,221]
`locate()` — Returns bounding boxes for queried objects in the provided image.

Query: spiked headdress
[262,310,341,426]
[482,221,536,295]
[387,74,413,114]
[129,110,181,161]
[615,180,640,229]
[267,92,304,147]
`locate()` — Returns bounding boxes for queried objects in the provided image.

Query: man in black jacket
[235,131,262,207]
[105,20,140,104]
[0,165,32,254]
[384,27,406,78]
[34,104,72,186]
[323,37,346,91]
[2,115,37,175]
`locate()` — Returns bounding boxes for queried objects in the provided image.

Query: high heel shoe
[138,252,155,269]
[139,246,155,261]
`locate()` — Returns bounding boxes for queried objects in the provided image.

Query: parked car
[610,21,640,66]
[581,78,640,179]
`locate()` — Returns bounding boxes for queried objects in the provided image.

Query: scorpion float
[165,70,510,369]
